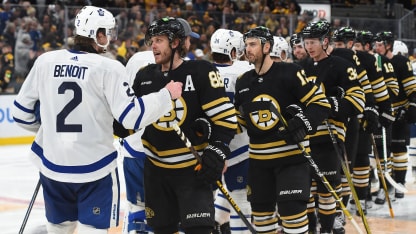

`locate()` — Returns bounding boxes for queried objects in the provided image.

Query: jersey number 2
[57,82,82,132]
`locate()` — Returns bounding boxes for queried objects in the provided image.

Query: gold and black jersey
[332,48,375,106]
[234,62,330,162]
[132,60,237,169]
[356,51,391,112]
[303,55,365,143]
[390,54,416,110]
[375,53,399,99]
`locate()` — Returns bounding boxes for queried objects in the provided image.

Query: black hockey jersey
[390,54,416,110]
[132,60,237,169]
[303,55,365,143]
[234,62,330,163]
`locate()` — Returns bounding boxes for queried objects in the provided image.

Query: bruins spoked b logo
[249,95,280,130]
[153,97,187,131]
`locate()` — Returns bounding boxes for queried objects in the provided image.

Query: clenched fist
[165,80,183,100]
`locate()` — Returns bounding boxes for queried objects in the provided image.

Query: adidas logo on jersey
[70,56,78,61]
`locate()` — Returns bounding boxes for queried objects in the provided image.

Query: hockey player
[132,17,237,234]
[119,50,155,234]
[209,28,253,234]
[11,6,183,233]
[300,20,365,234]
[375,31,416,199]
[355,30,399,205]
[332,26,394,215]
[270,36,290,62]
[234,26,331,234]
[289,33,309,66]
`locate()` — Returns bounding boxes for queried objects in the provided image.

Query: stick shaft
[19,179,41,234]
[173,124,257,233]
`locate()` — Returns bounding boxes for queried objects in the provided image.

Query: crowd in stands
[0,0,413,94]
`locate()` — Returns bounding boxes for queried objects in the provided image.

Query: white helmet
[75,6,116,49]
[392,40,408,56]
[271,36,289,61]
[211,29,244,60]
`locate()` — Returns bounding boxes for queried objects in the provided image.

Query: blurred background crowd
[0,0,414,94]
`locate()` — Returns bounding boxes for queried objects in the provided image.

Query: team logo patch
[93,207,101,215]
[249,95,280,130]
[145,207,155,219]
[153,97,186,131]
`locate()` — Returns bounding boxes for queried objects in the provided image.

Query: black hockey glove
[282,105,313,145]
[363,106,379,133]
[406,102,416,124]
[328,86,345,99]
[196,141,230,184]
[378,109,395,127]
[328,96,340,118]
[189,118,212,145]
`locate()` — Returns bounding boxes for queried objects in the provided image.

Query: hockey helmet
[75,6,117,48]
[332,26,356,42]
[289,33,301,48]
[243,26,274,49]
[301,20,331,39]
[145,17,185,46]
[392,40,408,56]
[270,36,289,61]
[374,31,394,44]
[355,30,374,45]
[211,29,244,60]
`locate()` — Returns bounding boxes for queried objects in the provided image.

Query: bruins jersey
[303,55,365,143]
[356,50,391,112]
[132,60,237,169]
[390,54,416,110]
[234,62,330,163]
[375,53,399,99]
[332,48,375,106]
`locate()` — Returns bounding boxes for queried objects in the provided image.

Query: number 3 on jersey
[209,71,224,88]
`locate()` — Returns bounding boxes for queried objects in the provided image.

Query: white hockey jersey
[12,49,173,183]
[215,60,253,166]
[121,51,155,159]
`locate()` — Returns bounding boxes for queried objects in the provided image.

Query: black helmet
[301,20,331,39]
[355,30,374,45]
[332,26,356,42]
[289,33,301,48]
[243,26,274,49]
[374,31,394,44]
[145,17,185,46]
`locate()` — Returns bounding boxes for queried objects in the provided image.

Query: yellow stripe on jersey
[249,140,311,160]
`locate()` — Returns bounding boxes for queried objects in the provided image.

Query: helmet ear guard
[75,6,117,49]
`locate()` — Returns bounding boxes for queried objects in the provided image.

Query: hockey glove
[189,118,212,145]
[328,86,345,99]
[363,106,379,133]
[328,96,340,118]
[407,102,416,123]
[282,111,313,145]
[196,141,230,184]
[378,109,395,127]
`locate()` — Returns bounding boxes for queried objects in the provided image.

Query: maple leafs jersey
[234,62,330,163]
[215,60,253,166]
[12,49,173,183]
[133,60,237,169]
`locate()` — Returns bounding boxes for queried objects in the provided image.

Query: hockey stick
[270,107,363,234]
[172,124,257,234]
[369,133,394,218]
[325,121,371,233]
[381,127,408,193]
[19,179,41,234]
